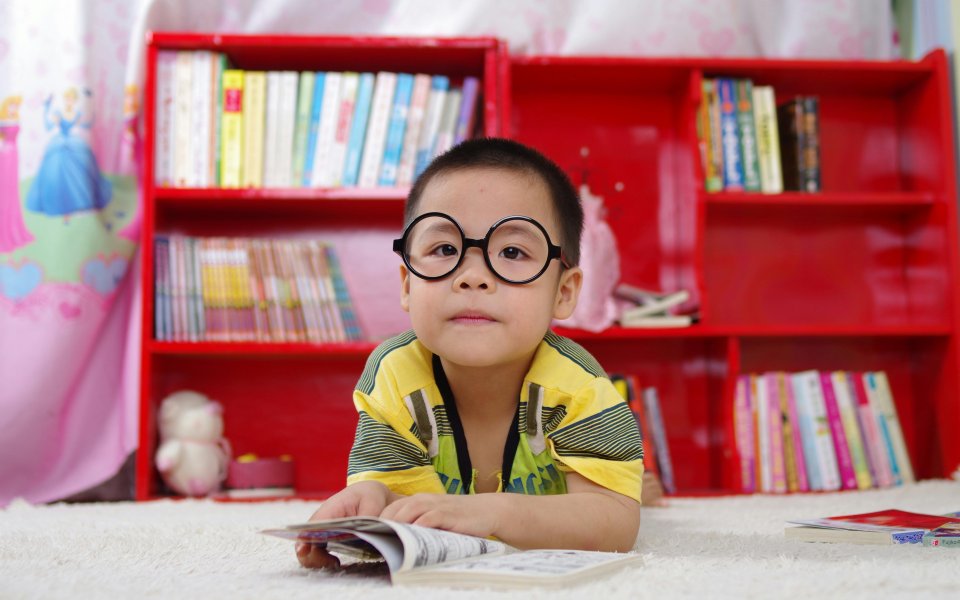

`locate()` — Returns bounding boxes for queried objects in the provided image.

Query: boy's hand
[378,493,500,539]
[296,481,396,570]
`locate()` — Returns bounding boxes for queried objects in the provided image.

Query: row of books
[698,77,821,194]
[734,370,914,495]
[154,49,480,190]
[153,235,362,343]
[611,375,675,494]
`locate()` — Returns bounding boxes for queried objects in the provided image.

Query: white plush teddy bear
[155,390,231,497]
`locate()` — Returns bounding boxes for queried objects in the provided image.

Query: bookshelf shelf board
[703,191,936,211]
[154,186,409,202]
[148,340,379,357]
[557,324,951,341]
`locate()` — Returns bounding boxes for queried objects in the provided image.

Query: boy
[298,138,643,569]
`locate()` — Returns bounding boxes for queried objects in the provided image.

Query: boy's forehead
[416,167,559,234]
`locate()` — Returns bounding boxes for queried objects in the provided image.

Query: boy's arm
[378,471,640,552]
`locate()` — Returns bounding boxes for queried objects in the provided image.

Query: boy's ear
[399,264,411,313]
[552,266,582,320]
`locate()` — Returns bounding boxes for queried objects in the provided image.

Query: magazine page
[395,549,644,589]
[786,518,923,534]
[389,521,509,572]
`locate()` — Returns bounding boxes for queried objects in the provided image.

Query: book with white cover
[309,71,343,188]
[792,370,841,491]
[358,71,397,188]
[396,73,432,187]
[274,71,300,188]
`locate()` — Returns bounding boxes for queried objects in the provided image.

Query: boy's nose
[453,248,494,290]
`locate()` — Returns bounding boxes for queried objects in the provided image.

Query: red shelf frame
[137,34,960,500]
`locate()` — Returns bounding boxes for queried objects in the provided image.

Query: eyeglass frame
[392,211,571,285]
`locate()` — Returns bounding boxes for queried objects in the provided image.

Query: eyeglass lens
[403,215,552,282]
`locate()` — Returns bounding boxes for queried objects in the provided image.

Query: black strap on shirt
[432,354,521,493]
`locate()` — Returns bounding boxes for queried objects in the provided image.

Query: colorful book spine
[794,370,841,491]
[290,71,315,188]
[863,372,903,485]
[852,372,894,487]
[153,236,170,340]
[341,72,376,187]
[765,373,787,493]
[325,245,362,341]
[241,71,266,188]
[777,97,806,192]
[734,78,761,192]
[302,72,325,187]
[715,78,744,191]
[432,88,462,159]
[359,71,398,188]
[311,241,346,341]
[781,371,809,492]
[820,371,857,490]
[869,371,915,484]
[734,375,756,493]
[800,96,821,193]
[641,386,675,494]
[310,72,343,188]
[211,54,226,186]
[699,79,723,193]
[773,372,800,492]
[790,372,823,491]
[831,371,873,490]
[453,76,479,144]
[154,51,176,187]
[754,374,771,492]
[751,85,783,194]
[219,69,245,188]
[328,72,359,187]
[379,73,414,187]
[414,75,450,178]
[397,74,432,187]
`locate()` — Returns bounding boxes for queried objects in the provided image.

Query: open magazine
[785,509,960,545]
[262,516,643,588]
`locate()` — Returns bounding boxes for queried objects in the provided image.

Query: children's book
[262,517,643,588]
[785,509,960,546]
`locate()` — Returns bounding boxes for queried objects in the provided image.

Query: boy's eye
[429,243,459,258]
[499,246,527,260]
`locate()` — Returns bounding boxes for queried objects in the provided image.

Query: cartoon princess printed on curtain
[26,88,113,221]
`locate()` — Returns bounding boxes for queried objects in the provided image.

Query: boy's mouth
[450,310,497,325]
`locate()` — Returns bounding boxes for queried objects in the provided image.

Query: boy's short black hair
[405,137,584,266]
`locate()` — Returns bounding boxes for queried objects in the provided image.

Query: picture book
[262,517,643,588]
[785,509,960,545]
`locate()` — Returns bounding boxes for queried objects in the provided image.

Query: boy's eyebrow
[491,222,544,243]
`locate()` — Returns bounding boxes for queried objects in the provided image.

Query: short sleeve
[346,388,446,495]
[545,377,644,502]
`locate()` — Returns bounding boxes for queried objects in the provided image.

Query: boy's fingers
[295,543,341,570]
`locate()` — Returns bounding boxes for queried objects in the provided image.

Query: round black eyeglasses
[392,212,570,285]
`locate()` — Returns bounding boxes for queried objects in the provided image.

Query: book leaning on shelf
[153,49,481,190]
[610,375,675,494]
[262,516,643,588]
[733,369,914,494]
[613,284,698,328]
[153,235,362,343]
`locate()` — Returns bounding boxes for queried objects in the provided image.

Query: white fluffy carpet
[3,480,960,599]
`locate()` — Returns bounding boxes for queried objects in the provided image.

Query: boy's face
[399,167,582,369]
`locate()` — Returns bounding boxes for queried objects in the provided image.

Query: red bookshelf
[137,33,960,500]
[137,33,504,500]
[509,50,960,493]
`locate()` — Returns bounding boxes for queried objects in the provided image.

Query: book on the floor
[785,509,960,545]
[262,516,643,588]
